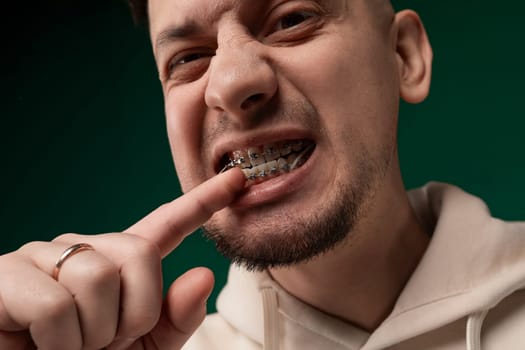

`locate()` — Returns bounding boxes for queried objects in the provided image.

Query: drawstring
[466,310,488,350]
[261,287,280,350]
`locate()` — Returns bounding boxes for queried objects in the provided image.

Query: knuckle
[63,255,120,291]
[17,241,46,254]
[78,259,119,288]
[0,253,15,268]
[195,196,214,217]
[0,254,29,283]
[124,235,161,261]
[35,288,75,322]
[52,232,81,243]
[155,202,178,227]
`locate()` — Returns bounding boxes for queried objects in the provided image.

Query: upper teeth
[221,140,314,181]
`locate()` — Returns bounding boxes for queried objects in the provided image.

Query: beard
[199,94,395,271]
[202,158,376,271]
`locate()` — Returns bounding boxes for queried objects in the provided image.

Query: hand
[0,168,246,350]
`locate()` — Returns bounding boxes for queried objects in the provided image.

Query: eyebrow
[155,21,202,53]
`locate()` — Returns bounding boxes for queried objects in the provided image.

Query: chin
[202,176,365,271]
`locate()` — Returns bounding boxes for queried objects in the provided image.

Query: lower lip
[230,147,318,209]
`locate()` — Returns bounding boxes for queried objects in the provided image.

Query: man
[1,0,524,349]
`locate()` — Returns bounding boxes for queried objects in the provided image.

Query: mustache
[202,97,321,149]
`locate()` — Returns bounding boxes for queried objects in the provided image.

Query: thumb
[148,268,214,349]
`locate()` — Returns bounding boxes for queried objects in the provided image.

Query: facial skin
[148,0,428,271]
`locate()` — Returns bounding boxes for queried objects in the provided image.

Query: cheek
[283,31,399,153]
[164,85,207,191]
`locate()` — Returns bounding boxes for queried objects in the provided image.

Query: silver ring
[52,243,94,280]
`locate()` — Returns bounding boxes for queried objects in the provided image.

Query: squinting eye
[165,50,215,83]
[169,52,209,72]
[177,53,207,65]
[276,11,315,31]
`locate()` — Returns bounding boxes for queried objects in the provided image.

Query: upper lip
[211,127,316,174]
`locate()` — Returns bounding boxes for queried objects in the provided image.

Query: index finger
[126,168,246,257]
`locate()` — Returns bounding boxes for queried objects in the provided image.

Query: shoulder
[182,313,262,350]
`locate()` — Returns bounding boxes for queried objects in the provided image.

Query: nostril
[241,93,265,110]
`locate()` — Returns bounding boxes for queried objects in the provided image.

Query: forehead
[148,0,334,58]
[149,0,235,27]
[148,0,391,32]
[149,0,250,35]
[148,0,347,33]
[148,0,393,58]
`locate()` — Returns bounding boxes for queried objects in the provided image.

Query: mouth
[217,139,316,184]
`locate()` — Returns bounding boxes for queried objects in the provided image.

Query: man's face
[148,0,401,268]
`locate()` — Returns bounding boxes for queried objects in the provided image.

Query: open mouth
[218,139,316,183]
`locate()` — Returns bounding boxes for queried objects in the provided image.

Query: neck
[268,175,429,332]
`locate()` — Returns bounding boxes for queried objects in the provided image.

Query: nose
[204,34,278,121]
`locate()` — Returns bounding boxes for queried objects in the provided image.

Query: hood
[363,182,525,349]
[215,182,525,350]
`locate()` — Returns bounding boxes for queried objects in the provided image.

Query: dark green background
[3,1,524,311]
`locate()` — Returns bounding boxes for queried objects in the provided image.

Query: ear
[394,10,433,104]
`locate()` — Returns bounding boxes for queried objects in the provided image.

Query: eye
[165,49,214,83]
[263,4,324,44]
[168,52,212,74]
[275,11,315,31]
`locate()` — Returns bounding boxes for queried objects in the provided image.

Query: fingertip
[165,267,215,334]
[183,267,215,300]
[221,167,247,192]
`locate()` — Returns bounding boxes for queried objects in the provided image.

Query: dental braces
[219,144,314,177]
[245,164,280,180]
[219,157,246,173]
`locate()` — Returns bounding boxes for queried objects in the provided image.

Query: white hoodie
[184,183,525,349]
